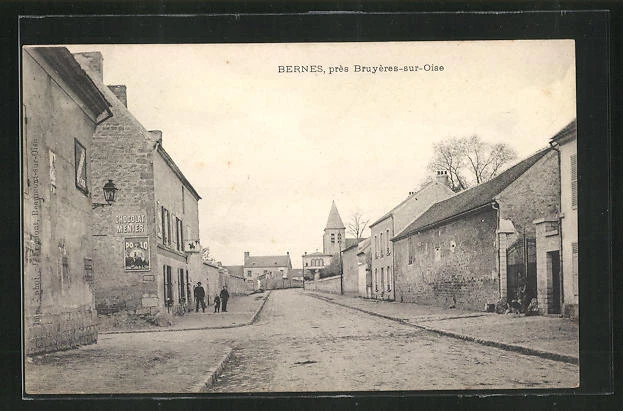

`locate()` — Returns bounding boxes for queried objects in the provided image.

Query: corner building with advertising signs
[22,47,113,354]
[73,52,202,316]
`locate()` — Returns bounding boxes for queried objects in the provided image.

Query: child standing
[214,295,221,313]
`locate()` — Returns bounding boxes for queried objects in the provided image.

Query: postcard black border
[2,3,619,411]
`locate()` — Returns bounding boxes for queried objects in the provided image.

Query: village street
[207,289,578,392]
[25,288,578,394]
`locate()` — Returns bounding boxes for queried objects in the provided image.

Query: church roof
[325,201,345,230]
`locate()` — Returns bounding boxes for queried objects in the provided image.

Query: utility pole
[339,238,344,295]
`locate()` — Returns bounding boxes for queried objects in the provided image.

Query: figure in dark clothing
[214,295,221,313]
[220,286,230,312]
[194,282,206,312]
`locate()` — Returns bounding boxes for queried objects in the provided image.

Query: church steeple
[323,201,346,255]
[325,200,345,230]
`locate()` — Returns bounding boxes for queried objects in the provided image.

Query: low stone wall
[304,275,341,295]
[223,274,247,296]
[24,307,98,355]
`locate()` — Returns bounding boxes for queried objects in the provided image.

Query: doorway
[547,251,561,314]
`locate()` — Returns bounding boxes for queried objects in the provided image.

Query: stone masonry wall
[304,275,342,295]
[394,209,499,310]
[75,56,160,315]
[23,49,101,354]
[496,150,560,236]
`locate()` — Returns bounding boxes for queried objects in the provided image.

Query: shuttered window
[571,154,577,210]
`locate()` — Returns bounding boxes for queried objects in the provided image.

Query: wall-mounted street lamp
[92,179,118,209]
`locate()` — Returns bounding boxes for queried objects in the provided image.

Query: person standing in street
[220,286,230,312]
[194,282,206,313]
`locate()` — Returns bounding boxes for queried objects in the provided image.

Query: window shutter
[571,154,577,209]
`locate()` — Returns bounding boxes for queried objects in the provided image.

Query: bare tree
[347,212,369,239]
[428,135,517,192]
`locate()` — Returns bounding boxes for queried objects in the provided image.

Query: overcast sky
[66,41,576,268]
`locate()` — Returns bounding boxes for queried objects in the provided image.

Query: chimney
[149,130,163,142]
[108,85,127,107]
[72,52,103,82]
[436,170,450,187]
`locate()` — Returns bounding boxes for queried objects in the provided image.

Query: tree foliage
[319,255,341,279]
[427,135,517,192]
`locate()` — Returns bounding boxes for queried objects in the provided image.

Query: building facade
[533,120,578,317]
[243,251,292,290]
[22,47,112,354]
[369,173,454,301]
[392,147,560,311]
[73,52,202,316]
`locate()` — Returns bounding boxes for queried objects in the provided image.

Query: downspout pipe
[549,140,564,311]
[391,214,396,302]
[491,201,501,298]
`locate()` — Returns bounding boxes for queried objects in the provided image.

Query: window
[178,268,185,303]
[176,217,183,252]
[74,139,88,194]
[374,268,378,291]
[380,267,384,290]
[247,270,252,278]
[331,233,335,243]
[186,270,191,304]
[163,265,173,306]
[571,154,577,210]
[337,233,342,244]
[161,207,172,246]
[386,229,391,255]
[387,266,391,291]
[380,233,384,257]
[181,186,185,213]
[408,236,415,265]
[374,236,378,259]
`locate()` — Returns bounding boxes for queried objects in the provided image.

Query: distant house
[243,251,293,290]
[369,172,454,301]
[392,147,560,310]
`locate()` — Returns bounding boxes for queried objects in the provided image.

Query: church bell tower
[323,201,346,255]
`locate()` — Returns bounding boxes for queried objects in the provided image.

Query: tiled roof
[393,147,552,241]
[549,119,577,143]
[369,181,453,228]
[325,201,345,229]
[245,255,292,268]
[224,265,244,276]
[343,237,362,250]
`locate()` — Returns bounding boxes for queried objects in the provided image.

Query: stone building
[243,251,292,290]
[22,47,112,354]
[392,147,560,311]
[73,52,202,316]
[369,172,454,301]
[533,120,578,317]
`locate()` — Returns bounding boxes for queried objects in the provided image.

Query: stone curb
[195,347,234,392]
[100,291,272,335]
[305,292,579,365]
